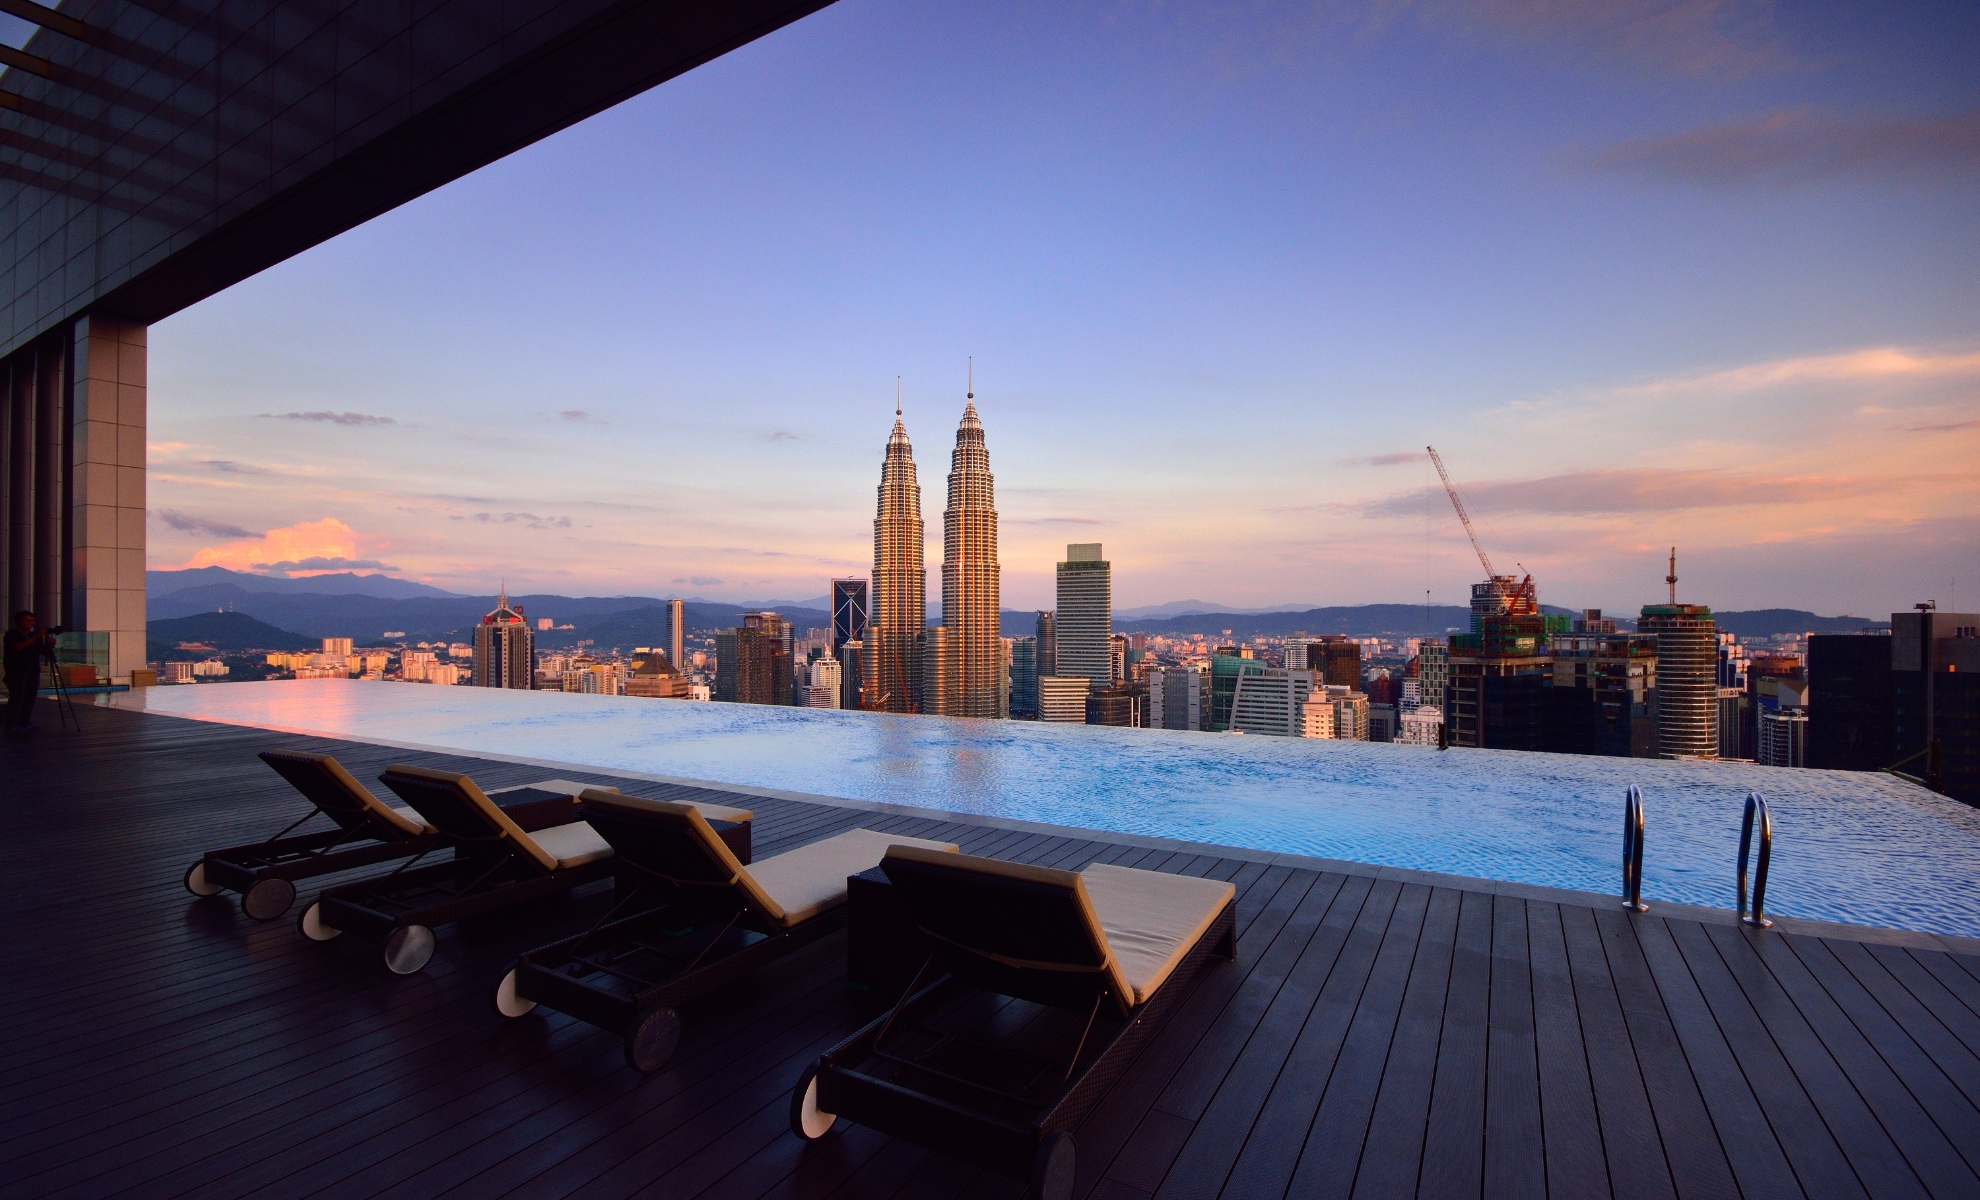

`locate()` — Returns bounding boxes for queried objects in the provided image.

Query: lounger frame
[510,876,842,1038]
[315,834,616,944]
[811,897,1235,1184]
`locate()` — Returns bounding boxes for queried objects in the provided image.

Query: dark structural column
[69,316,148,682]
[10,351,38,614]
[34,339,63,625]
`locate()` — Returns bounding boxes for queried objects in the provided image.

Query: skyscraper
[666,598,685,684]
[472,587,534,688]
[939,389,1001,718]
[1035,611,1056,680]
[1009,636,1038,718]
[1639,604,1718,759]
[872,392,926,713]
[830,579,869,658]
[1055,543,1110,686]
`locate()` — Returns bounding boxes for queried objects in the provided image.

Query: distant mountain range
[147,611,317,660]
[147,566,463,600]
[142,567,1890,649]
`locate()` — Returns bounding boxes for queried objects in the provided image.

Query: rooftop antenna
[967,356,973,401]
[1665,548,1677,605]
[896,376,901,418]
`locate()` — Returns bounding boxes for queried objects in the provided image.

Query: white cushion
[526,821,614,869]
[387,804,434,833]
[1080,863,1235,1004]
[577,789,754,826]
[750,829,959,926]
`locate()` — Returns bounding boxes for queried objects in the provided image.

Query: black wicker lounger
[182,751,446,920]
[296,766,635,974]
[493,791,958,1072]
[790,847,1236,1200]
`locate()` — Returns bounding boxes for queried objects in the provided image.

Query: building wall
[1806,634,1893,771]
[1758,709,1808,768]
[1148,666,1202,731]
[1229,668,1316,737]
[940,405,1001,718]
[1009,637,1038,718]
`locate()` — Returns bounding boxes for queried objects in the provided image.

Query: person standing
[5,611,52,733]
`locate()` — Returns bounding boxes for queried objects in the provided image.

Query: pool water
[118,680,1980,936]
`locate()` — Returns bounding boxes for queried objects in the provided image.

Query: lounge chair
[493,791,959,1072]
[297,767,749,975]
[790,847,1237,1200]
[184,752,436,920]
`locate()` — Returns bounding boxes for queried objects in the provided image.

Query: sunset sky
[146,0,1978,616]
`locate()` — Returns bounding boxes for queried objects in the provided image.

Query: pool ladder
[1738,792,1773,929]
[1620,785,1647,912]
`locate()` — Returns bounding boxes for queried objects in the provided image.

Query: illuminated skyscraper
[939,387,1001,718]
[472,586,534,689]
[871,389,926,713]
[666,598,685,682]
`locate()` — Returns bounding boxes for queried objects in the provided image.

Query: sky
[145,0,1979,617]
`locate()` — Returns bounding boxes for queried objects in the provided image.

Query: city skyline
[140,1,1976,615]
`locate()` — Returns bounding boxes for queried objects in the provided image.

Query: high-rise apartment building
[1009,636,1039,719]
[666,598,685,682]
[1446,614,1553,750]
[1758,708,1808,768]
[1147,666,1203,731]
[830,580,868,658]
[1310,636,1363,689]
[1229,668,1318,737]
[715,611,791,706]
[1545,632,1657,757]
[936,398,1002,718]
[1108,633,1129,684]
[472,589,534,689]
[1035,611,1056,680]
[1418,641,1448,713]
[1639,604,1718,759]
[1038,676,1091,723]
[1892,609,1979,803]
[322,637,353,659]
[871,401,926,713]
[1055,544,1111,686]
[806,656,842,708]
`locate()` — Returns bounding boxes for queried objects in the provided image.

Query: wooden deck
[5,701,1979,1199]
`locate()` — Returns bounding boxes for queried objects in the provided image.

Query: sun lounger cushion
[382,766,580,873]
[749,829,960,926]
[385,805,432,833]
[1077,864,1236,1004]
[573,790,754,826]
[527,821,614,869]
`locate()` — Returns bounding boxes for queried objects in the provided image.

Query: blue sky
[148,0,1978,616]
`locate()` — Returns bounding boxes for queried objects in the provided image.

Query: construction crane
[1426,445,1495,578]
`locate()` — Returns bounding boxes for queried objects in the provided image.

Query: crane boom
[1426,445,1495,578]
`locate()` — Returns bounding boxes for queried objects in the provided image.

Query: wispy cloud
[1362,452,1427,467]
[1368,467,1934,518]
[1577,108,1980,186]
[1911,417,1980,433]
[1006,516,1104,526]
[1606,347,1980,398]
[252,556,400,576]
[765,430,799,442]
[674,575,724,586]
[1395,0,1789,77]
[451,511,574,530]
[560,410,592,422]
[259,411,396,426]
[200,459,276,475]
[154,509,260,539]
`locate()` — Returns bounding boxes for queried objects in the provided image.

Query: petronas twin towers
[870,375,1003,718]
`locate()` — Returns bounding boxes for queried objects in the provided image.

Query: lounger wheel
[241,877,296,921]
[383,925,437,975]
[789,1058,841,1141]
[297,901,341,941]
[184,861,223,897]
[1031,1131,1075,1200]
[492,966,536,1018]
[624,1004,681,1073]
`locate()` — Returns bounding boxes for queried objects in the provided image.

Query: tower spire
[1666,547,1678,606]
[896,376,901,418]
[967,356,973,401]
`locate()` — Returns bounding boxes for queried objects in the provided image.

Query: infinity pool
[118,680,1980,936]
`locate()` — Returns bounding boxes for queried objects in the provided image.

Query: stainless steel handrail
[1738,792,1773,928]
[1621,785,1647,912]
